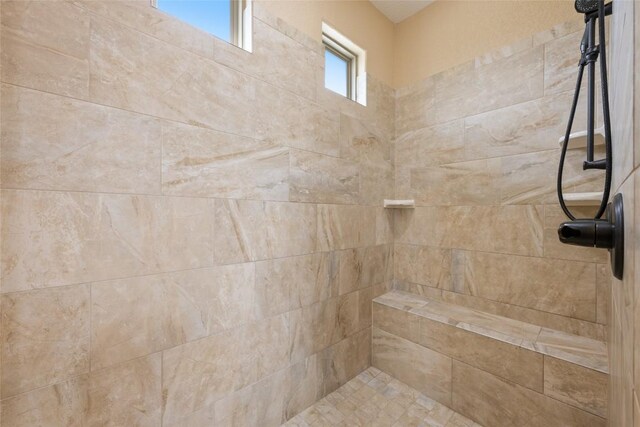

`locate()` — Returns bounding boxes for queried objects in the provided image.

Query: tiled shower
[0,1,638,426]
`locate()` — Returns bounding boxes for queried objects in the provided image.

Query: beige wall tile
[338,248,366,295]
[452,361,606,427]
[395,77,437,136]
[317,204,376,251]
[1,85,162,194]
[394,205,544,257]
[284,353,324,420]
[394,120,465,170]
[213,199,316,264]
[1,1,89,99]
[90,264,256,370]
[435,47,544,123]
[1,285,90,398]
[394,244,452,290]
[543,30,584,95]
[461,251,597,321]
[340,113,390,165]
[87,354,162,427]
[418,316,543,392]
[373,302,421,343]
[0,375,88,427]
[289,149,359,204]
[544,356,608,418]
[372,327,452,405]
[162,122,289,200]
[319,328,371,395]
[596,263,611,325]
[359,161,394,206]
[1,190,213,292]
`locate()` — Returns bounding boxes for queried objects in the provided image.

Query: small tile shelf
[558,127,605,150]
[563,191,604,206]
[383,199,415,209]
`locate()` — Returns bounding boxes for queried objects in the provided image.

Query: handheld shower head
[575,0,599,13]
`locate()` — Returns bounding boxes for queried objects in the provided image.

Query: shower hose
[557,0,612,221]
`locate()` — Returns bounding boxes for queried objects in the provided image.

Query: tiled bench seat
[372,290,608,427]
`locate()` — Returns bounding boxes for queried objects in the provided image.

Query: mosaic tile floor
[282,367,482,427]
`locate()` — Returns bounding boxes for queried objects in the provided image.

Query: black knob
[558,219,613,248]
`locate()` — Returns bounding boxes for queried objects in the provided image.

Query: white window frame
[151,0,252,52]
[322,22,367,106]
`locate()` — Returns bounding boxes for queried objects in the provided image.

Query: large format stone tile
[418,316,544,392]
[339,113,390,165]
[544,30,585,96]
[372,327,452,405]
[452,361,606,427]
[394,120,465,169]
[213,199,316,264]
[162,121,289,200]
[289,149,360,204]
[394,205,544,257]
[395,77,437,136]
[435,47,544,123]
[1,1,90,99]
[0,375,88,427]
[161,326,257,425]
[464,90,587,160]
[87,354,162,427]
[458,251,597,321]
[316,204,376,251]
[90,18,256,136]
[409,158,501,206]
[318,328,371,395]
[1,285,90,398]
[90,263,256,370]
[544,355,608,418]
[373,301,421,343]
[532,328,608,373]
[394,244,452,290]
[1,85,162,194]
[1,190,213,292]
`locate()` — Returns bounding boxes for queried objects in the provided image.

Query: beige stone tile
[253,313,292,380]
[1,1,89,99]
[394,244,452,290]
[394,205,543,257]
[90,263,256,370]
[284,353,324,420]
[254,82,340,157]
[532,328,608,373]
[87,354,162,427]
[289,149,360,204]
[161,326,257,425]
[89,17,256,136]
[418,316,543,392]
[435,47,543,123]
[372,327,452,406]
[460,251,597,321]
[362,244,393,286]
[213,199,316,264]
[78,0,214,59]
[359,161,394,206]
[161,121,289,200]
[340,113,390,165]
[452,361,606,427]
[544,30,586,95]
[1,285,90,398]
[464,90,587,160]
[316,204,376,251]
[374,290,429,312]
[1,190,213,293]
[394,120,465,171]
[375,208,394,246]
[319,329,371,395]
[596,263,611,325]
[409,158,502,206]
[395,77,437,136]
[0,375,88,427]
[544,356,608,418]
[474,35,533,67]
[373,302,421,343]
[532,19,584,46]
[338,248,366,295]
[290,298,341,362]
[1,85,162,194]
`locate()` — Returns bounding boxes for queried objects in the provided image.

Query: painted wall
[0,1,394,425]
[393,0,580,87]
[259,0,396,87]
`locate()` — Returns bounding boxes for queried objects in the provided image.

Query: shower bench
[372,290,608,427]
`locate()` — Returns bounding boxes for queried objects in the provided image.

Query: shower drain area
[282,367,480,427]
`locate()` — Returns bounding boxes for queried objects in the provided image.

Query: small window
[152,0,252,52]
[322,23,366,105]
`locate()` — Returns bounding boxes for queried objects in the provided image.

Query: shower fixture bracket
[557,193,624,279]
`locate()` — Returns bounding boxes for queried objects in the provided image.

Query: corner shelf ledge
[384,199,415,209]
[563,192,604,206]
[558,127,605,150]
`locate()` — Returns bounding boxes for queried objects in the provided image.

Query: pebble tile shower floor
[282,367,482,427]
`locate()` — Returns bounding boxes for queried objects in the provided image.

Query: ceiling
[370,0,434,23]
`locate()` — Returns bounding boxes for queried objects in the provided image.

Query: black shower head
[575,0,599,14]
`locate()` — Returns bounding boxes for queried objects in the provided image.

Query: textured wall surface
[0,1,394,425]
[393,19,611,342]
